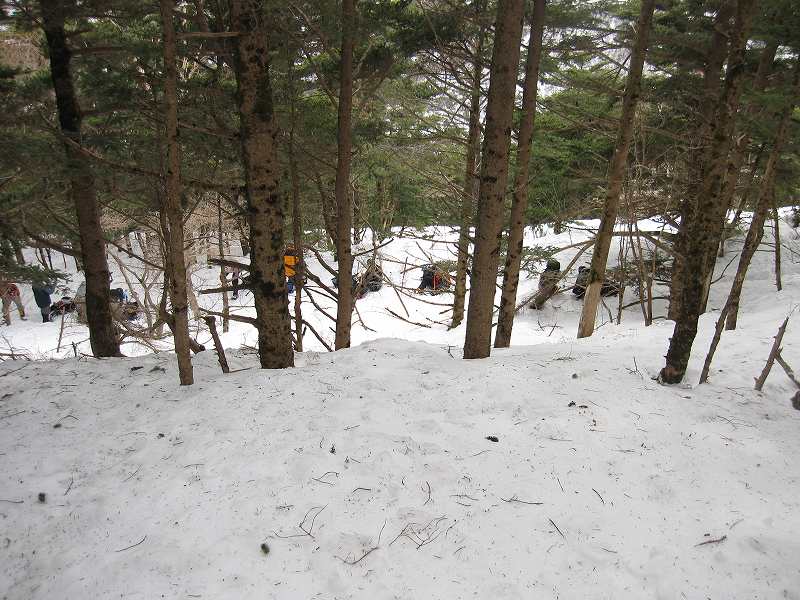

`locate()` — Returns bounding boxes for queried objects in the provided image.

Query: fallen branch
[754,316,790,391]
[385,307,431,328]
[202,316,230,373]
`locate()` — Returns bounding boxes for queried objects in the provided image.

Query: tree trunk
[288,55,304,352]
[334,0,356,350]
[230,0,294,369]
[700,61,798,381]
[576,0,656,339]
[40,0,120,358]
[494,0,546,348]
[451,12,486,330]
[158,0,194,385]
[668,3,734,321]
[727,64,799,329]
[699,40,777,310]
[660,0,756,384]
[463,0,525,360]
[216,196,229,333]
[772,199,782,292]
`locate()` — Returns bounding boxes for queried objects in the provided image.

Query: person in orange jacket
[284,245,300,294]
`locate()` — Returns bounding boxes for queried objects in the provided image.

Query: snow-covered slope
[1,218,800,599]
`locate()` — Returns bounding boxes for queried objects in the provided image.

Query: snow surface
[1,218,800,599]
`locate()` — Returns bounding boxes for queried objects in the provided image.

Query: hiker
[49,295,76,320]
[360,259,384,294]
[285,245,300,294]
[416,264,451,294]
[110,287,128,304]
[530,259,561,310]
[572,265,620,299]
[1,281,26,325]
[31,281,55,323]
[231,264,241,299]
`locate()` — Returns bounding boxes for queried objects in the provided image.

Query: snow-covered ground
[1,217,800,599]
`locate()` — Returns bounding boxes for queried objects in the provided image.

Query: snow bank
[2,325,799,598]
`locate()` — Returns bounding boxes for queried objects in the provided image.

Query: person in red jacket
[1,281,26,326]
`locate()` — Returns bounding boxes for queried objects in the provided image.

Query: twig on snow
[548,518,565,539]
[0,410,26,420]
[272,505,327,540]
[122,466,141,482]
[338,519,387,566]
[695,534,727,547]
[592,488,605,504]
[423,481,432,505]
[500,495,543,506]
[115,535,147,552]
[311,471,339,486]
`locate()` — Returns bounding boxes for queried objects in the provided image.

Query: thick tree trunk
[334,0,356,350]
[668,3,734,321]
[288,57,304,352]
[575,0,654,339]
[230,0,294,369]
[451,15,486,330]
[40,0,120,358]
[660,0,756,384]
[700,64,798,381]
[159,0,194,385]
[494,0,547,348]
[463,0,525,359]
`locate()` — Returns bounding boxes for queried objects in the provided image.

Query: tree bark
[288,56,304,352]
[668,3,735,321]
[494,0,546,348]
[772,199,782,292]
[158,0,194,385]
[699,40,777,310]
[660,0,756,384]
[40,0,120,358]
[451,12,486,330]
[216,196,229,333]
[463,0,525,359]
[334,0,356,350]
[576,0,656,339]
[230,0,294,368]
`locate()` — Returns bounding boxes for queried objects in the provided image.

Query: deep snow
[1,217,800,599]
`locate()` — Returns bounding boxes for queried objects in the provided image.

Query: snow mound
[2,327,799,598]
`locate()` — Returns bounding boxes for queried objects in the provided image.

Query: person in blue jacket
[31,281,55,323]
